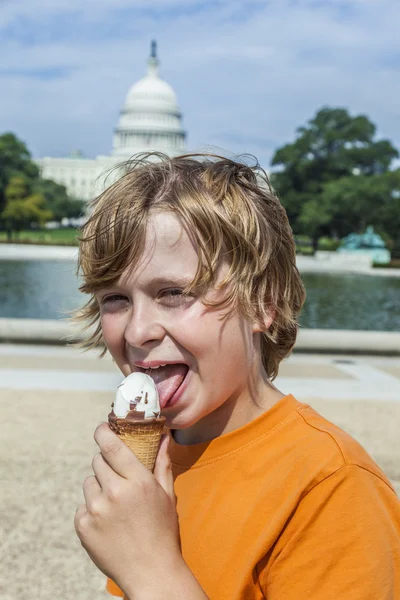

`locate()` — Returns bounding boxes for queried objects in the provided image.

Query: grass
[372,259,400,269]
[0,228,79,246]
[296,246,315,256]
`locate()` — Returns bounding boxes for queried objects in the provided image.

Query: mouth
[133,362,189,409]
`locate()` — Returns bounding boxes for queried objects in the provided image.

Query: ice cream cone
[109,415,167,471]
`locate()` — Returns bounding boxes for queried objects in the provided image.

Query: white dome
[112,42,186,158]
[125,74,179,113]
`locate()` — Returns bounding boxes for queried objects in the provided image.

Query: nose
[123,298,165,349]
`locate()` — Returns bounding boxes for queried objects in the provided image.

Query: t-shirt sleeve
[106,578,124,597]
[260,465,400,600]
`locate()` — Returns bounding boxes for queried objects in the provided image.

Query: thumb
[153,433,176,503]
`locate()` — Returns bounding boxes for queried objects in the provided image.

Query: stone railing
[0,318,399,356]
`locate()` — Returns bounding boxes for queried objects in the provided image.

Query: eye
[99,294,129,311]
[158,288,194,307]
[162,289,184,297]
[101,294,128,303]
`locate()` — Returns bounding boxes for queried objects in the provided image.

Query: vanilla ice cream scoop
[114,372,160,419]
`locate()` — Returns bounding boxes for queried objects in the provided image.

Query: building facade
[36,41,186,201]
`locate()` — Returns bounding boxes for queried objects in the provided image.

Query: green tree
[297,197,332,251]
[34,178,85,220]
[2,175,52,239]
[0,132,39,213]
[0,132,83,231]
[5,174,30,201]
[373,169,400,256]
[271,107,399,249]
[319,169,400,241]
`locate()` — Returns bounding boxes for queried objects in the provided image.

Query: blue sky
[1,0,399,168]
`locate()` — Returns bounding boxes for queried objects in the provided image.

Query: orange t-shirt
[107,395,400,599]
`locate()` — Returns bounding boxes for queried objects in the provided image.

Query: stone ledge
[0,318,399,355]
[0,243,77,261]
[295,328,400,356]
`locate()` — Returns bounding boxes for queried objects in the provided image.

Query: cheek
[100,314,125,354]
[177,308,222,353]
[182,306,252,368]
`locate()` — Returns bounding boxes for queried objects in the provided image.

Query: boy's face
[98,211,266,442]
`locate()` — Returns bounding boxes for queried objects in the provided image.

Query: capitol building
[36,42,186,201]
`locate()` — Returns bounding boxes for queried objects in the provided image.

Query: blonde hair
[75,152,306,380]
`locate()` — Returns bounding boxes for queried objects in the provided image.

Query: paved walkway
[1,342,400,400]
[1,344,399,600]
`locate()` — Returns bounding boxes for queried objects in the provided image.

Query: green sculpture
[338,226,391,265]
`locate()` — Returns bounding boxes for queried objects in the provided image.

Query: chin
[166,411,199,430]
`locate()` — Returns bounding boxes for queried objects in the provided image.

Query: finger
[153,434,176,503]
[74,503,87,535]
[92,452,119,491]
[75,503,86,523]
[83,474,102,507]
[94,422,147,479]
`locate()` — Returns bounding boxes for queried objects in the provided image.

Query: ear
[252,310,275,333]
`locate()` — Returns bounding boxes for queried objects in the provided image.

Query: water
[0,261,81,320]
[0,261,399,330]
[300,272,400,331]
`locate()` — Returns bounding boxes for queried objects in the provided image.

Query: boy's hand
[74,423,182,597]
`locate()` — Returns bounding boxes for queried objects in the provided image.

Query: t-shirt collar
[169,394,300,469]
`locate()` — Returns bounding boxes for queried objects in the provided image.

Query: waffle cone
[108,415,167,471]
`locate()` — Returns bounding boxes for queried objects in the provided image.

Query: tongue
[146,364,188,408]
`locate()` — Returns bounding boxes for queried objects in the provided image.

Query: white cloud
[1,0,399,167]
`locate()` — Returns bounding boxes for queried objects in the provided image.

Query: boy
[74,153,400,600]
